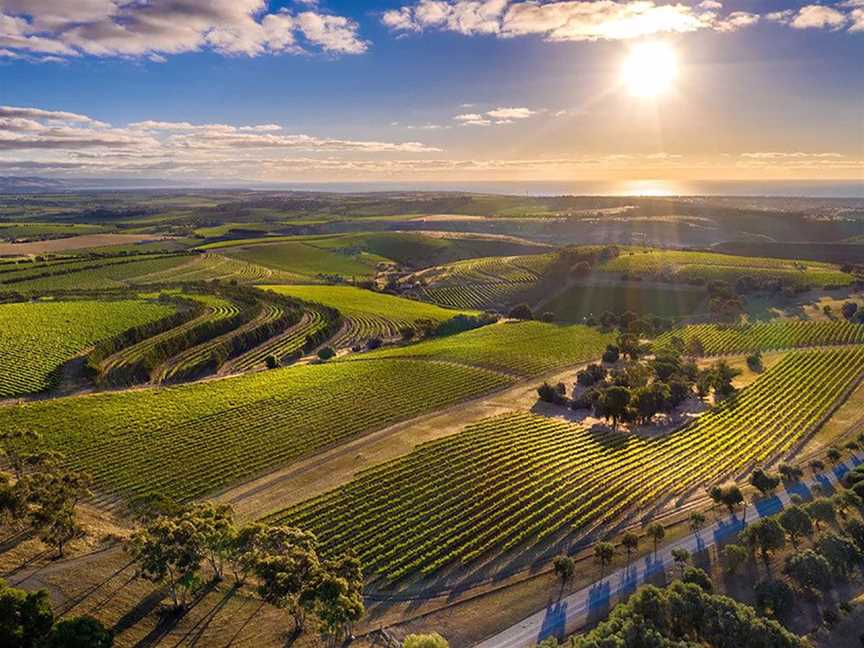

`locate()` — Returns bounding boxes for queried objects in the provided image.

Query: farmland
[263,284,474,347]
[601,248,854,288]
[655,319,864,355]
[545,281,706,320]
[274,347,864,580]
[0,358,513,501]
[0,299,176,397]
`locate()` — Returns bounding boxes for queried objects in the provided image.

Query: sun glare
[621,42,679,97]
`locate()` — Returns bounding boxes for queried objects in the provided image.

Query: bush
[842,301,858,320]
[538,382,567,406]
[602,345,620,363]
[265,355,279,370]
[682,566,713,592]
[508,304,533,320]
[317,346,336,361]
[403,633,449,648]
[541,311,555,323]
[366,337,383,350]
[576,363,606,387]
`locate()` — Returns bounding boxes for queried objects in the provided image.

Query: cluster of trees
[586,310,676,337]
[0,431,91,558]
[431,312,498,337]
[707,280,746,324]
[720,485,864,622]
[0,579,112,648]
[125,500,363,645]
[538,336,740,429]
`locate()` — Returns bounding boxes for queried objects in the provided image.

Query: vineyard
[274,347,864,581]
[222,240,388,280]
[263,285,472,348]
[0,299,176,398]
[655,319,864,355]
[344,321,612,376]
[412,253,555,309]
[0,359,514,501]
[601,249,853,288]
[130,253,307,285]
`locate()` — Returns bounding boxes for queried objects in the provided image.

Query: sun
[621,42,679,97]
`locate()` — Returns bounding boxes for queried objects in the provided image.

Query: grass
[546,282,706,320]
[275,347,864,580]
[342,321,613,376]
[0,299,176,397]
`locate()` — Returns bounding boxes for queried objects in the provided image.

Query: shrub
[317,346,336,361]
[265,355,279,370]
[508,304,533,320]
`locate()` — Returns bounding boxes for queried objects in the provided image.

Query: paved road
[474,456,861,648]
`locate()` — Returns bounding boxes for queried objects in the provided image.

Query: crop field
[0,299,176,398]
[0,359,514,501]
[655,319,864,355]
[131,253,307,285]
[274,347,864,580]
[220,308,327,372]
[0,254,192,291]
[601,249,853,287]
[222,240,388,280]
[545,282,706,320]
[264,285,472,347]
[414,253,555,309]
[343,321,612,376]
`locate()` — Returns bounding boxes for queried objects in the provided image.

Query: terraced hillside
[0,299,176,397]
[655,319,864,355]
[274,347,864,580]
[130,253,306,284]
[263,284,475,348]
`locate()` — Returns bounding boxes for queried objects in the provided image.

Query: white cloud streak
[0,1,367,60]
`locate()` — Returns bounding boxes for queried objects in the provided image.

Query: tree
[778,462,803,483]
[552,555,575,586]
[685,337,704,358]
[189,502,234,581]
[305,553,364,646]
[317,346,336,361]
[632,383,669,425]
[815,532,862,578]
[754,579,794,619]
[537,382,566,406]
[810,458,825,474]
[682,566,712,593]
[845,518,864,553]
[784,550,832,594]
[126,513,205,609]
[827,446,842,465]
[779,506,813,548]
[644,522,665,555]
[621,532,639,561]
[400,326,416,341]
[0,579,54,648]
[715,483,744,519]
[20,467,91,557]
[595,386,631,430]
[749,517,786,566]
[688,512,706,534]
[722,544,748,575]
[806,497,836,531]
[264,354,279,369]
[671,548,690,576]
[594,542,615,577]
[0,430,43,479]
[616,334,641,361]
[601,345,619,364]
[750,468,781,498]
[832,489,862,519]
[403,634,449,648]
[713,360,741,398]
[508,304,533,320]
[39,616,112,648]
[254,526,321,632]
[841,301,858,320]
[746,351,763,372]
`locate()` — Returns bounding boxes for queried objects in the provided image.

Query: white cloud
[486,106,536,119]
[0,1,367,60]
[789,4,847,29]
[454,106,537,126]
[715,11,759,32]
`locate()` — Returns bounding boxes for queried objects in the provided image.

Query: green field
[601,249,853,287]
[263,284,474,346]
[655,319,864,355]
[343,321,612,376]
[0,299,176,397]
[0,222,109,239]
[275,347,864,580]
[0,359,514,501]
[545,282,706,320]
[223,240,387,280]
[131,253,307,285]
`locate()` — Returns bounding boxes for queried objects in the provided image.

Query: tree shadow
[131,580,218,648]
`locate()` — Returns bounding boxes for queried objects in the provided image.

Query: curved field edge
[271,346,864,582]
[0,299,177,398]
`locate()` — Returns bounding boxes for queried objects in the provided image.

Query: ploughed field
[0,299,176,398]
[273,347,864,581]
[655,320,864,355]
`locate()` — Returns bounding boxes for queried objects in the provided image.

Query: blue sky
[0,1,861,183]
